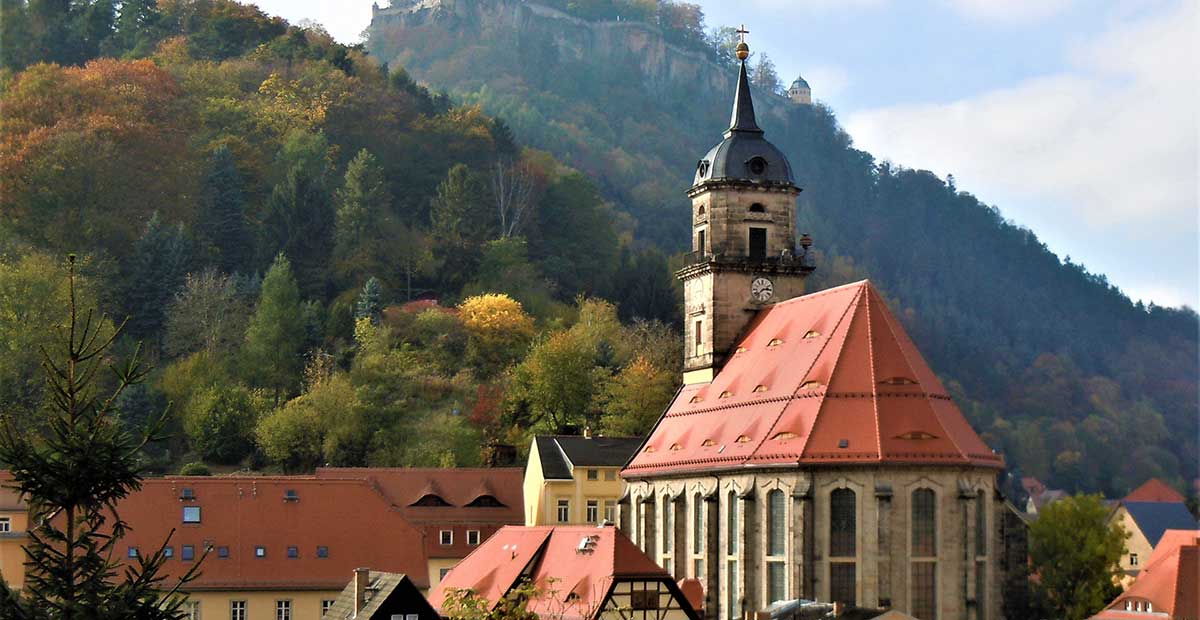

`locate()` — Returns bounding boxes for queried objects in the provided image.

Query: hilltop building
[314,468,524,587]
[1108,479,1198,587]
[788,75,812,105]
[428,525,702,620]
[1090,529,1199,620]
[524,434,642,526]
[618,36,1022,620]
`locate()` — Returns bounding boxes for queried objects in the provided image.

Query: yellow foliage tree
[458,293,535,375]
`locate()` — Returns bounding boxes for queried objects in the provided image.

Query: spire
[728,27,762,135]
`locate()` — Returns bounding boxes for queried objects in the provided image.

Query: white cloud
[845,0,1198,307]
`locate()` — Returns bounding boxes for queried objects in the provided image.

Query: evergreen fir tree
[242,254,305,402]
[354,276,382,323]
[261,165,333,300]
[198,147,250,274]
[119,213,192,344]
[430,164,491,293]
[0,256,201,619]
[334,149,399,287]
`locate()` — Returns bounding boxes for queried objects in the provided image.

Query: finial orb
[735,42,750,60]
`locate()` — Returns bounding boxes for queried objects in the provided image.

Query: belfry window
[697,229,707,255]
[749,227,767,260]
[749,203,766,213]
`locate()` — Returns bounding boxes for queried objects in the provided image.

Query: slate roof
[1092,530,1199,619]
[117,477,430,590]
[428,526,697,620]
[693,57,795,187]
[1125,478,1187,503]
[534,436,643,480]
[1124,502,1199,547]
[624,281,1003,476]
[322,572,437,620]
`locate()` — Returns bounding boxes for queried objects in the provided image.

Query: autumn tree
[242,254,305,401]
[1029,494,1127,620]
[0,256,201,618]
[165,270,251,357]
[598,356,675,437]
[458,293,535,376]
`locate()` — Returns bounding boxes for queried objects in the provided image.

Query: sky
[251,0,1199,309]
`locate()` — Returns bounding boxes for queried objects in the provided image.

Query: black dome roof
[693,60,796,187]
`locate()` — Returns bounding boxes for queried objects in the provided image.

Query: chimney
[353,567,370,615]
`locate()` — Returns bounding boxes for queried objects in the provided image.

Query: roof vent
[701,439,715,447]
[669,443,683,451]
[896,431,938,440]
[801,380,823,390]
[576,535,599,554]
[689,395,704,404]
[719,390,733,399]
[772,432,798,441]
[283,489,299,502]
[735,435,752,444]
[767,338,784,348]
[753,385,768,393]
[803,330,821,339]
[735,346,747,354]
[880,377,918,386]
[644,445,656,453]
[838,439,849,449]
[180,488,195,501]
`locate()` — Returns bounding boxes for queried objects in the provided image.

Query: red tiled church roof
[428,526,678,619]
[624,281,1003,475]
[1092,529,1200,619]
[117,477,430,590]
[1125,478,1187,503]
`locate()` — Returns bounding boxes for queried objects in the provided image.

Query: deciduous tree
[1029,494,1127,620]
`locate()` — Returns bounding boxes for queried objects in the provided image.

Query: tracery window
[975,490,988,620]
[692,493,705,580]
[766,489,786,603]
[829,488,857,605]
[911,488,938,620]
[727,491,739,620]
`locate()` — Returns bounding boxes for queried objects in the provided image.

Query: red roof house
[1125,479,1188,504]
[624,280,1003,475]
[428,526,701,620]
[1091,529,1200,619]
[117,477,429,590]
[315,468,525,586]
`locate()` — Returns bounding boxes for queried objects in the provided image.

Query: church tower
[679,33,814,385]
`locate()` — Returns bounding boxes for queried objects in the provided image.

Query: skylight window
[772,432,798,441]
[803,330,821,339]
[689,395,704,404]
[182,506,201,523]
[255,546,266,558]
[669,443,682,451]
[801,380,822,390]
[767,338,784,348]
[701,439,715,447]
[735,435,751,443]
[719,390,732,399]
[753,385,768,392]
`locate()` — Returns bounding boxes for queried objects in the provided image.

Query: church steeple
[728,59,763,135]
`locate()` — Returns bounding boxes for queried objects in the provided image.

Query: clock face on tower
[750,276,774,303]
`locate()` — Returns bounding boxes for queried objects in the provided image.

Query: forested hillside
[365,0,1198,498]
[0,0,680,473]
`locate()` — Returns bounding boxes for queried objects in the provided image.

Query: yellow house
[1108,499,1198,587]
[0,472,29,591]
[524,435,642,526]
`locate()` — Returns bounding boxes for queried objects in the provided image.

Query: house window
[467,530,481,545]
[911,488,938,620]
[587,469,598,481]
[829,488,857,605]
[186,601,200,620]
[0,517,10,533]
[605,469,616,481]
[631,588,660,610]
[275,600,291,620]
[316,545,328,558]
[127,547,138,559]
[322,600,335,614]
[163,546,174,559]
[255,546,266,558]
[587,500,600,525]
[767,489,787,603]
[748,227,767,260]
[182,506,201,524]
[440,567,451,580]
[440,530,453,545]
[286,546,298,559]
[557,499,570,523]
[217,546,229,559]
[181,545,195,561]
[604,500,616,523]
[230,601,247,620]
[1130,553,1138,566]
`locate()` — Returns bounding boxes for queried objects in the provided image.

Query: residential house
[1091,529,1199,619]
[524,434,642,526]
[428,525,702,620]
[0,471,28,590]
[315,467,524,588]
[321,569,439,620]
[1108,479,1198,587]
[116,477,429,620]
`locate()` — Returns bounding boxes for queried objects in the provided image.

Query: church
[618,35,1024,620]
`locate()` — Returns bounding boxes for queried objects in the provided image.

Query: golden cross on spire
[736,24,750,44]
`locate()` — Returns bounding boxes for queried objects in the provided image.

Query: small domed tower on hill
[788,75,812,104]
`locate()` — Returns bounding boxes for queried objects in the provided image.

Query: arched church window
[727,491,739,620]
[911,488,938,620]
[749,203,766,213]
[975,489,988,620]
[692,492,705,580]
[829,488,857,605]
[767,489,787,602]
